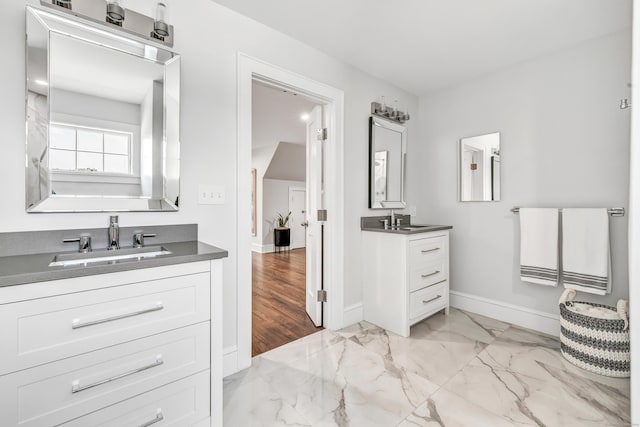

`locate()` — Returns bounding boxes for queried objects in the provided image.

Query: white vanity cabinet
[0,260,223,427]
[362,229,450,337]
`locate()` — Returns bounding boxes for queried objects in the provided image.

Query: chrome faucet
[390,209,396,227]
[108,215,120,250]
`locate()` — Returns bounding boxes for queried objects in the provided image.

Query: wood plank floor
[252,248,322,356]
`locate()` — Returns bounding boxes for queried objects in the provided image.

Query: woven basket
[558,289,630,377]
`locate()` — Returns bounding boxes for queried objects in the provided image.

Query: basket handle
[559,288,576,306]
[617,300,629,331]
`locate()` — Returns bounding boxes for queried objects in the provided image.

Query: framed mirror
[26,6,180,212]
[369,116,407,209]
[459,132,501,202]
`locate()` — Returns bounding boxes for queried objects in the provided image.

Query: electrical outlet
[409,206,417,216]
[198,185,225,205]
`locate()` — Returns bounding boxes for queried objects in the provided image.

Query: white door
[305,105,324,326]
[289,188,306,249]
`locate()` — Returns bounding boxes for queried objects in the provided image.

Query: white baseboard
[343,302,363,327]
[449,291,560,337]
[251,243,274,253]
[223,345,238,377]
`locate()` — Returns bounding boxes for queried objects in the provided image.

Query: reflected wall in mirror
[459,132,501,202]
[369,116,407,209]
[26,6,180,212]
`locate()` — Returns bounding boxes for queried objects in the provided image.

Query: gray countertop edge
[0,241,228,288]
[361,225,453,235]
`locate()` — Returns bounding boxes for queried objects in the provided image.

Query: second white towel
[519,208,559,286]
[562,208,611,295]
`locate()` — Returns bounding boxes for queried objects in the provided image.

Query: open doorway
[250,81,323,356]
[237,54,345,372]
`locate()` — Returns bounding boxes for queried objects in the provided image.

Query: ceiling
[252,81,319,149]
[212,0,632,95]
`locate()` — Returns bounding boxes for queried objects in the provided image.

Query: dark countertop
[361,225,453,235]
[0,241,228,287]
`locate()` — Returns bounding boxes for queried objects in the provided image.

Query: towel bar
[511,207,625,217]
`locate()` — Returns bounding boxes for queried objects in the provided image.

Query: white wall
[262,179,306,247]
[4,0,417,350]
[409,30,631,314]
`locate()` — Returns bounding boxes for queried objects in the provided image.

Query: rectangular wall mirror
[369,116,407,209]
[26,6,180,212]
[459,132,501,202]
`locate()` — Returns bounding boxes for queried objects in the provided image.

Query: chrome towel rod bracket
[511,207,625,217]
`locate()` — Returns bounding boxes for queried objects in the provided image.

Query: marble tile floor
[223,308,631,426]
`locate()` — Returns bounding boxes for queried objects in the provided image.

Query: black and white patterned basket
[558,289,630,377]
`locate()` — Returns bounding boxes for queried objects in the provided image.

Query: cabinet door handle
[422,295,442,305]
[71,301,164,329]
[139,410,164,427]
[421,270,440,278]
[421,248,440,253]
[71,355,163,393]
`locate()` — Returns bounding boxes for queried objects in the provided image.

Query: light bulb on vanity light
[106,0,125,25]
[300,113,310,122]
[153,3,170,39]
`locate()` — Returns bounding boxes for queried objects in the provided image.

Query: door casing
[236,53,345,374]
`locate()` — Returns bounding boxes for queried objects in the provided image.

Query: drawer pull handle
[71,301,164,329]
[423,279,447,289]
[421,248,440,253]
[422,295,442,305]
[139,410,164,427]
[421,270,440,278]
[71,355,163,393]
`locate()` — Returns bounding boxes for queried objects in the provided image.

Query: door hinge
[317,289,327,302]
[317,209,327,221]
[317,128,328,141]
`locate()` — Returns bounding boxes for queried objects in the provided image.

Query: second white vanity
[361,218,452,337]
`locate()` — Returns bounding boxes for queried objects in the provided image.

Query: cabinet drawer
[0,272,210,375]
[409,236,447,266]
[0,323,210,427]
[409,281,447,320]
[409,259,447,292]
[62,370,210,427]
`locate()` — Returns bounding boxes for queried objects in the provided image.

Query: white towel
[562,208,611,295]
[519,208,559,286]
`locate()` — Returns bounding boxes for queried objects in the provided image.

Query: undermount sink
[49,245,172,267]
[400,225,435,231]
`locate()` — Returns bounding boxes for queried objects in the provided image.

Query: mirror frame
[368,116,407,209]
[458,131,501,202]
[25,6,181,213]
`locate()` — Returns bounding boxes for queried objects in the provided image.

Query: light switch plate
[409,206,417,216]
[198,185,225,205]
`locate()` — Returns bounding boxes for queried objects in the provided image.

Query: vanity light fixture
[300,113,310,122]
[152,3,170,41]
[106,0,125,26]
[52,0,72,9]
[41,0,175,47]
[371,99,410,123]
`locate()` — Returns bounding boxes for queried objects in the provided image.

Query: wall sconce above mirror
[26,6,180,212]
[459,132,501,202]
[369,116,407,209]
